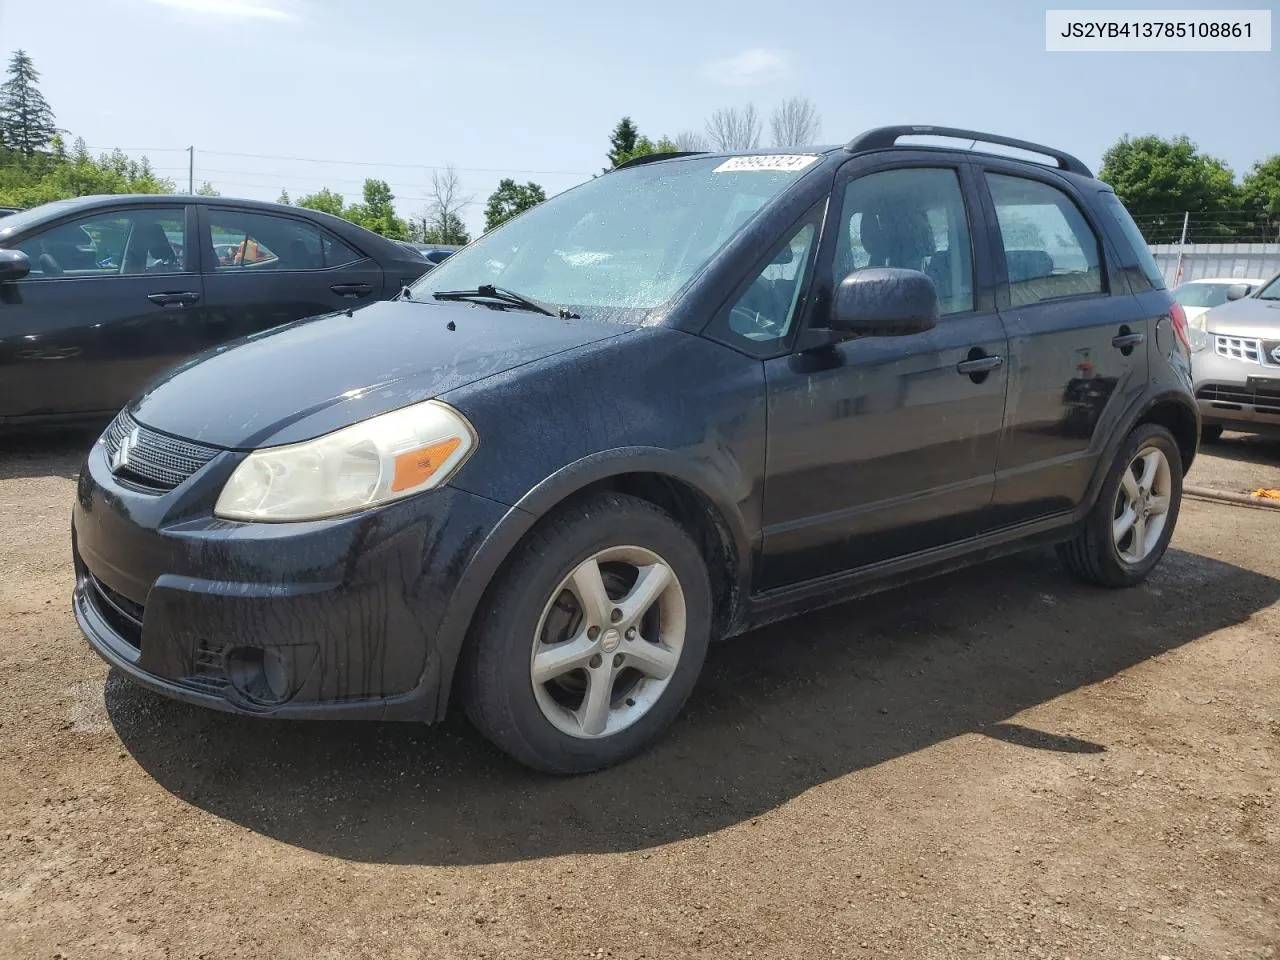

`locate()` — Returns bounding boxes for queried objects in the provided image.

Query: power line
[85,145,593,178]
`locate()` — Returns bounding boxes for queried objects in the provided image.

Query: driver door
[757,158,1010,590]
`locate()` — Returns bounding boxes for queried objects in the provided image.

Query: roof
[614,125,1097,180]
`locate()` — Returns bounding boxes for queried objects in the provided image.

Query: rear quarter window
[1099,191,1165,290]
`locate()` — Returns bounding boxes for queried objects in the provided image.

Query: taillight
[1169,301,1191,352]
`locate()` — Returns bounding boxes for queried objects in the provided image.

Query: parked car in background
[0,194,430,426]
[71,126,1196,774]
[412,243,460,264]
[1173,276,1267,328]
[1190,272,1280,441]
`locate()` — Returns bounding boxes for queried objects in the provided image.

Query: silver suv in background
[1191,272,1280,441]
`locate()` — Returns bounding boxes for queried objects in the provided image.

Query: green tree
[277,188,291,205]
[615,135,678,167]
[422,211,469,245]
[484,178,547,231]
[196,181,219,196]
[606,116,639,170]
[343,178,409,239]
[1098,134,1240,240]
[1240,155,1280,240]
[0,50,58,158]
[295,187,346,216]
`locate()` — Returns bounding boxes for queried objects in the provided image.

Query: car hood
[1201,296,1280,336]
[129,299,632,448]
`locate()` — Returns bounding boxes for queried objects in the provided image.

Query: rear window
[1099,191,1165,290]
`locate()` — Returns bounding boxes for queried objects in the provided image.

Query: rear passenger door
[197,206,385,345]
[975,163,1148,526]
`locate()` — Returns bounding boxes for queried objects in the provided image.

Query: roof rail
[844,125,1093,178]
[611,151,705,172]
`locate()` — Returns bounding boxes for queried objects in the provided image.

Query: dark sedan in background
[0,195,430,426]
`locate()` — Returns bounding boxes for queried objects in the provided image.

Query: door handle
[147,291,200,307]
[956,355,1004,375]
[1112,332,1145,349]
[330,282,372,298]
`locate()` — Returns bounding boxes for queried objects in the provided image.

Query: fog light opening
[226,646,292,705]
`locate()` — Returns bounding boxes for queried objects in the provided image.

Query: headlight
[214,399,476,522]
[1188,326,1211,353]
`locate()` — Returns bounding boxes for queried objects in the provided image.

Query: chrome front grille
[1213,335,1262,364]
[101,412,221,492]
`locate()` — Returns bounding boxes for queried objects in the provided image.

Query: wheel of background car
[460,492,713,774]
[1200,423,1223,444]
[1056,422,1183,588]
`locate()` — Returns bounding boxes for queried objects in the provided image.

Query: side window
[833,168,974,315]
[208,211,324,271]
[14,209,186,279]
[725,222,817,343]
[322,234,362,267]
[1099,191,1165,290]
[985,173,1104,306]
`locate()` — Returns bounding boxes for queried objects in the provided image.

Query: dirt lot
[1,429,1278,960]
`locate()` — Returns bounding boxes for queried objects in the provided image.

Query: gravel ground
[1,429,1277,959]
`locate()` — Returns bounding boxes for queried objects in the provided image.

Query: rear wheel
[461,492,712,774]
[1057,423,1183,588]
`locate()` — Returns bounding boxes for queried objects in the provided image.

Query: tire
[1057,422,1183,588]
[460,492,713,774]
[1200,423,1224,444]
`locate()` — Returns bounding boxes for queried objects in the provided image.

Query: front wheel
[1057,423,1183,588]
[460,492,713,774]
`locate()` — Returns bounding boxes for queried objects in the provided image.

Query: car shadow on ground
[0,425,101,481]
[107,545,1279,867]
[1205,432,1280,468]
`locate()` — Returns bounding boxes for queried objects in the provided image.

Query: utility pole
[187,145,194,194]
[1172,211,1189,286]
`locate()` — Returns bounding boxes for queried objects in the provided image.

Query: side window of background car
[209,211,327,271]
[14,209,186,279]
[725,222,817,343]
[322,234,362,267]
[985,173,1104,306]
[833,168,974,315]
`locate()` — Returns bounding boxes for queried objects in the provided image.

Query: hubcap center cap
[600,628,621,653]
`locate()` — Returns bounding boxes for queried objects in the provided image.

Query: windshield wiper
[433,284,580,319]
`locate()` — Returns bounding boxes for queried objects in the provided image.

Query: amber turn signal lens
[390,437,463,492]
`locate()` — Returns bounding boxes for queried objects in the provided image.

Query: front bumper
[1193,341,1280,436]
[72,434,511,721]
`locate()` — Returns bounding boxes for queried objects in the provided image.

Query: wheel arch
[430,448,754,720]
[1080,390,1200,518]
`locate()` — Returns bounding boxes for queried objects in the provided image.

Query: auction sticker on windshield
[713,155,819,173]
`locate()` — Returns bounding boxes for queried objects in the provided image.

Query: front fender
[430,447,755,720]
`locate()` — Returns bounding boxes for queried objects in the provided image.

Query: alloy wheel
[530,545,686,739]
[1112,445,1173,564]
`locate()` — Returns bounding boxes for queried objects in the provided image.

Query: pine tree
[0,50,58,157]
[606,117,639,170]
[277,189,291,205]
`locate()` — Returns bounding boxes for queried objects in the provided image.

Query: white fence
[1150,243,1280,288]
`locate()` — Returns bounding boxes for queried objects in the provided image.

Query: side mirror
[0,248,30,282]
[1226,283,1251,301]
[830,267,938,337]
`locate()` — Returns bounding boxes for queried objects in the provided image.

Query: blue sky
[2,0,1275,236]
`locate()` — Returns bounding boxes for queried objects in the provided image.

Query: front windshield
[1173,282,1235,308]
[1259,275,1280,300]
[410,154,820,320]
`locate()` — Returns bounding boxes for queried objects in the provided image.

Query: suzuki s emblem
[111,427,140,473]
[1271,344,1280,364]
